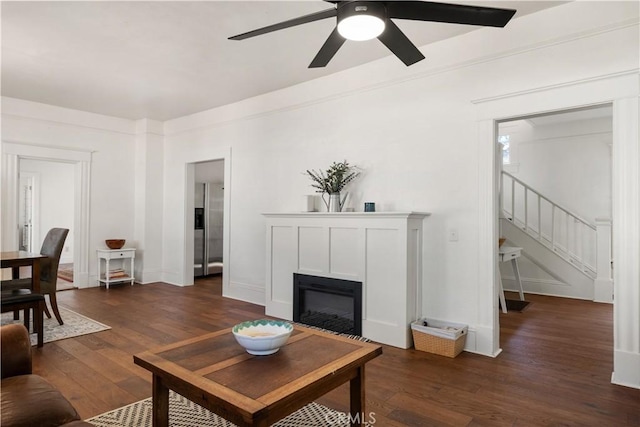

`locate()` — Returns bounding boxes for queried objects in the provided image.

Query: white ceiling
[1,1,566,121]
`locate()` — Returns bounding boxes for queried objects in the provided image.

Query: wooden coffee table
[133,324,382,427]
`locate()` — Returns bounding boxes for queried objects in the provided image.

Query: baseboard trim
[225,281,265,306]
[137,269,163,284]
[594,278,614,303]
[501,275,566,287]
[501,276,594,300]
[612,349,640,389]
[464,324,500,357]
[74,271,91,289]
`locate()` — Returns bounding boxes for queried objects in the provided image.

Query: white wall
[1,98,138,285]
[195,159,224,184]
[161,1,639,355]
[502,114,612,223]
[19,159,75,263]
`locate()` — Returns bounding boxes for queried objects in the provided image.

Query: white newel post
[594,218,613,303]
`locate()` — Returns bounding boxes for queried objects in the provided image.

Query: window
[499,135,510,164]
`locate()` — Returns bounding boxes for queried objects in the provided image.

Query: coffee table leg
[350,365,365,427]
[152,375,169,427]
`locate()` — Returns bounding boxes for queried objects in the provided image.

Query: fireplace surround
[264,212,429,348]
[293,273,362,335]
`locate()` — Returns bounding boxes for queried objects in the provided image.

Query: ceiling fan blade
[309,28,346,68]
[229,7,337,40]
[377,20,425,66]
[387,1,516,27]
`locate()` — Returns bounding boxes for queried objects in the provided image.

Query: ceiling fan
[229,1,516,68]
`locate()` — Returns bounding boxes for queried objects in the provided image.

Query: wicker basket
[411,318,468,358]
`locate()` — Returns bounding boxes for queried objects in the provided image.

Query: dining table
[1,251,47,294]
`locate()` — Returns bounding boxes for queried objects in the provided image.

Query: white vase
[302,195,315,212]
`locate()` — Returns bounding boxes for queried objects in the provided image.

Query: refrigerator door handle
[203,182,211,276]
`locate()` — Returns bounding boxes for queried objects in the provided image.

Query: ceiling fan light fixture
[230,0,517,68]
[337,15,385,41]
[337,2,386,41]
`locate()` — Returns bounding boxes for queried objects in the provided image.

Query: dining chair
[1,289,44,347]
[38,228,69,325]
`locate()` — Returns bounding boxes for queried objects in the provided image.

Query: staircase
[500,172,613,301]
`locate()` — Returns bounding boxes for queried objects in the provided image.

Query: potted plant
[306,161,360,212]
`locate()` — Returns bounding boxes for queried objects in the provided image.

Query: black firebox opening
[293,273,362,336]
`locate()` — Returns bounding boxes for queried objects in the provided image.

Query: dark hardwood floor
[36,279,639,426]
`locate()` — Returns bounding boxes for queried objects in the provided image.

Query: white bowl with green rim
[232,319,293,355]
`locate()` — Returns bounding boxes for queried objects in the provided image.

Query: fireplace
[293,273,362,336]
[265,212,428,348]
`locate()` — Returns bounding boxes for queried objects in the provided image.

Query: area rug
[88,391,360,427]
[293,321,371,343]
[57,263,74,282]
[1,307,111,346]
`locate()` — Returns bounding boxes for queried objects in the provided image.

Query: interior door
[18,173,37,252]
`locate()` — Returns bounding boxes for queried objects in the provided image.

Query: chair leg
[13,310,19,320]
[35,301,44,347]
[43,303,52,319]
[48,292,64,325]
[24,308,31,331]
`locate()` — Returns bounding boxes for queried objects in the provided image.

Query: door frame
[1,142,92,288]
[474,71,639,388]
[184,153,231,295]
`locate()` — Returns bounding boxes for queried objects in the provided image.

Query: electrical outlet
[448,229,459,242]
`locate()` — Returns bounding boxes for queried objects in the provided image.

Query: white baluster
[524,187,529,232]
[537,194,542,241]
[510,178,515,223]
[551,205,556,250]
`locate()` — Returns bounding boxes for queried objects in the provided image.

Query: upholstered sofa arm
[1,324,32,379]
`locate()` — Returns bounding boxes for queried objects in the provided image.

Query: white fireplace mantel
[263,212,430,348]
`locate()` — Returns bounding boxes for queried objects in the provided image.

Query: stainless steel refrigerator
[194,182,224,277]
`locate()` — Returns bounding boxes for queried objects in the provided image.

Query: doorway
[496,105,613,302]
[1,142,92,288]
[475,73,638,387]
[19,159,76,289]
[494,106,615,386]
[192,159,225,295]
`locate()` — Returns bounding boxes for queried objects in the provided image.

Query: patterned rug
[293,322,371,342]
[88,391,360,427]
[1,307,111,346]
[57,263,74,282]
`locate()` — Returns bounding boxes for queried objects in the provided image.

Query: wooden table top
[1,251,46,295]
[134,324,382,422]
[1,251,46,262]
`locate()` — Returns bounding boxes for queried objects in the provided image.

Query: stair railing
[500,171,597,278]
